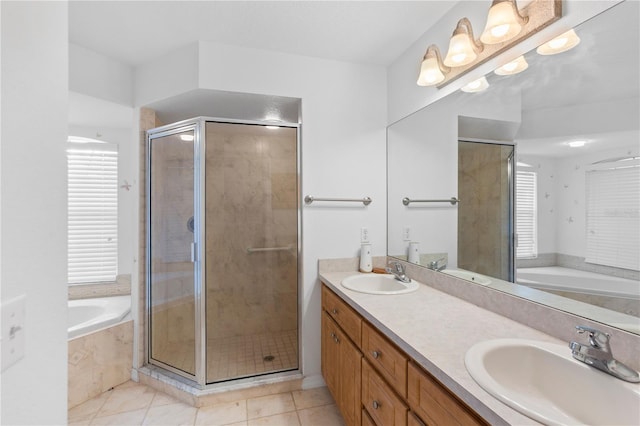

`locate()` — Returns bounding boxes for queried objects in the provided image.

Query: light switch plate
[2,294,26,372]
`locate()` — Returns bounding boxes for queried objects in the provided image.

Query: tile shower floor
[153,330,298,382]
[68,381,345,426]
[208,330,298,381]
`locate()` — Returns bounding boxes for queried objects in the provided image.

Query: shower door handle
[190,242,197,262]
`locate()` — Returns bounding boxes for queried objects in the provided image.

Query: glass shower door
[148,127,197,377]
[204,121,299,383]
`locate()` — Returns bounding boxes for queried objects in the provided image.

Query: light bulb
[443,18,483,67]
[494,55,528,75]
[537,29,581,55]
[461,76,490,93]
[416,45,449,86]
[481,0,527,45]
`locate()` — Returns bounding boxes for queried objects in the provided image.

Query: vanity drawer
[408,412,426,426]
[362,409,377,426]
[362,321,408,398]
[362,359,408,426]
[407,362,487,426]
[322,285,362,346]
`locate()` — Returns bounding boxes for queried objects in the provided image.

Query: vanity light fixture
[416,0,561,88]
[494,55,529,75]
[444,18,484,67]
[461,76,490,93]
[481,0,528,45]
[417,45,450,86]
[536,29,581,55]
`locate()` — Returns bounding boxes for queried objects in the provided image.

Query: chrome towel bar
[402,197,460,206]
[247,246,293,254]
[304,195,372,206]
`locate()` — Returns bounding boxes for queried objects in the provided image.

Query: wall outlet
[402,227,411,241]
[1,295,26,372]
[361,227,370,243]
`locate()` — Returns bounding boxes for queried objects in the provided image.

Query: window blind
[586,166,640,270]
[67,144,118,284]
[516,170,537,259]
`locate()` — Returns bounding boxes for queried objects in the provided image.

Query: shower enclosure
[146,118,300,387]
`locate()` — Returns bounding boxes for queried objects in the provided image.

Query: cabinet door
[322,312,340,399]
[339,330,362,426]
[407,363,487,426]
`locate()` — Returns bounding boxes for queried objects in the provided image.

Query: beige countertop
[319,270,563,425]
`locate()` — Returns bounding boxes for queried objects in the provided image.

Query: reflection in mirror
[387,1,640,334]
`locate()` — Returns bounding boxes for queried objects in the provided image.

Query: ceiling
[68,1,456,129]
[68,1,456,67]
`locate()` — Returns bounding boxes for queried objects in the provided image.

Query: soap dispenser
[359,243,373,273]
[408,241,420,264]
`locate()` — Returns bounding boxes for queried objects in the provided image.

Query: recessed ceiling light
[568,140,586,148]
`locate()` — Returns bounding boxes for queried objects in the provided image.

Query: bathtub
[68,295,132,339]
[517,266,640,300]
[68,295,133,408]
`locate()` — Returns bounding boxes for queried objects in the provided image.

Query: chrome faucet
[569,325,640,383]
[428,257,446,272]
[386,261,411,283]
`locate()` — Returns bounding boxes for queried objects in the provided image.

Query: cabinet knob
[372,400,380,410]
[334,336,340,343]
[330,332,336,339]
[372,350,380,359]
[331,308,338,315]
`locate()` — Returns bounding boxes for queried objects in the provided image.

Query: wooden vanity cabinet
[362,359,408,425]
[321,283,487,426]
[322,286,363,426]
[407,363,488,426]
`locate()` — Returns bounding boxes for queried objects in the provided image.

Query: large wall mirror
[388,1,639,335]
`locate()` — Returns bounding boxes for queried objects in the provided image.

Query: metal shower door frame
[147,116,301,388]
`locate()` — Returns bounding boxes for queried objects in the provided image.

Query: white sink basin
[465,339,640,425]
[442,269,491,285]
[341,274,419,295]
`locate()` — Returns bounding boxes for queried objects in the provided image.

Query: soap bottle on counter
[359,243,372,273]
[408,241,420,264]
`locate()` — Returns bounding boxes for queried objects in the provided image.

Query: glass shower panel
[148,130,196,376]
[458,141,514,281]
[205,122,298,383]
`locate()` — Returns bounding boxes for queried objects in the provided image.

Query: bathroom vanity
[320,268,572,426]
[322,284,487,426]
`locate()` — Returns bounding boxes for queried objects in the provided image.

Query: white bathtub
[68,295,132,339]
[517,266,640,300]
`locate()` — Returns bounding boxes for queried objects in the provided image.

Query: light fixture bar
[436,0,561,88]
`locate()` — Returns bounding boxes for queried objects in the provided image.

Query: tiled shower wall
[204,122,298,340]
[457,142,512,280]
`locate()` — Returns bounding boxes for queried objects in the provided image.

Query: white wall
[70,43,134,106]
[135,41,387,386]
[1,2,68,424]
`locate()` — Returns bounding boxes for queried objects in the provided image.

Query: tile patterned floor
[68,381,345,426]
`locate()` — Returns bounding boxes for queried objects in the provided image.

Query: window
[516,170,537,259]
[586,165,640,270]
[67,140,118,284]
